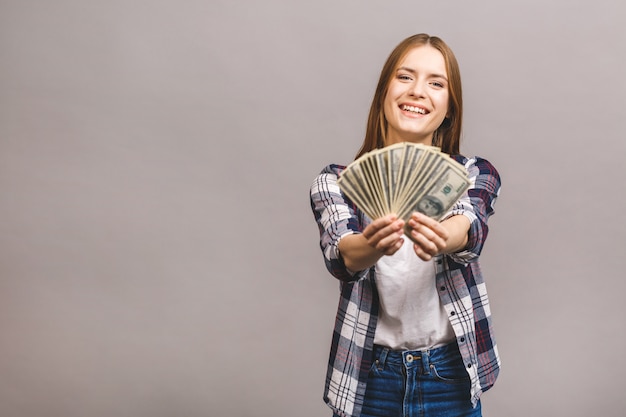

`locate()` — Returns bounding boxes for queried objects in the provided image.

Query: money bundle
[337,142,470,226]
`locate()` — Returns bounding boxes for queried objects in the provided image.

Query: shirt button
[467,363,472,368]
[439,286,446,291]
[450,311,456,316]
[460,337,465,342]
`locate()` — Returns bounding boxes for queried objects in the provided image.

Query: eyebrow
[396,66,448,81]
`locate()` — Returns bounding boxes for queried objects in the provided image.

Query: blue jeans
[359,343,481,417]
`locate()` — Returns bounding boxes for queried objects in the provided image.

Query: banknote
[337,142,470,225]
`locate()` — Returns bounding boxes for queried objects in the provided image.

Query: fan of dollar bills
[337,142,470,224]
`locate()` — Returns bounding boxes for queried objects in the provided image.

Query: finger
[410,225,447,251]
[371,222,405,251]
[382,237,404,256]
[407,217,447,250]
[409,211,446,233]
[365,219,405,246]
[413,243,433,261]
[410,230,445,255]
[409,212,449,241]
[362,214,398,239]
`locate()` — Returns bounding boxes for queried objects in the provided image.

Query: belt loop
[376,347,389,371]
[422,349,431,375]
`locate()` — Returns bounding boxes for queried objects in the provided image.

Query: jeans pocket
[430,357,469,384]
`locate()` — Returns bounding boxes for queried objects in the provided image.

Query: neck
[385,132,434,147]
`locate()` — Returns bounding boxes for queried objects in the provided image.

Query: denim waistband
[373,342,460,371]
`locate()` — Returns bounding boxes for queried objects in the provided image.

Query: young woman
[310,34,501,417]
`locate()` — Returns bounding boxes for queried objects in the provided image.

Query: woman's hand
[362,214,405,256]
[338,214,405,271]
[407,212,470,261]
[407,212,449,261]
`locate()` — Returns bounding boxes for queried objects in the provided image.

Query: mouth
[400,104,428,115]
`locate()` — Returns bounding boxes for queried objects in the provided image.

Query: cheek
[436,93,450,118]
[384,82,402,107]
[439,92,450,109]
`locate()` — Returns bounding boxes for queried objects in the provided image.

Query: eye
[397,74,413,82]
[430,80,445,88]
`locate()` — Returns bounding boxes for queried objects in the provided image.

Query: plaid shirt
[310,155,501,417]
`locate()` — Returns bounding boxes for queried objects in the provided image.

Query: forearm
[439,214,470,254]
[445,156,501,262]
[337,234,385,272]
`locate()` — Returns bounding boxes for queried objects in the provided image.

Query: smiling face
[383,45,450,146]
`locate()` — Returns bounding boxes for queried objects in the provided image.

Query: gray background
[1,0,625,416]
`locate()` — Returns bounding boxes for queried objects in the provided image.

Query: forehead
[396,45,447,75]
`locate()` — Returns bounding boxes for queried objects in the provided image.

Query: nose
[409,80,426,97]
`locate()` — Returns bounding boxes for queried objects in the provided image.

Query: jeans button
[406,354,414,363]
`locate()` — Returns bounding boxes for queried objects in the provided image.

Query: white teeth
[402,104,426,114]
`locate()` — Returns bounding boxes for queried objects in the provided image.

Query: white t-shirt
[373,237,456,350]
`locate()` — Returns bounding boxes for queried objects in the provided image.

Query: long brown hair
[355,34,463,159]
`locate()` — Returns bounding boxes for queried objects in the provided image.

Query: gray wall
[1,0,625,416]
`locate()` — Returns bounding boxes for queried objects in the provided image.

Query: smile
[401,104,427,115]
